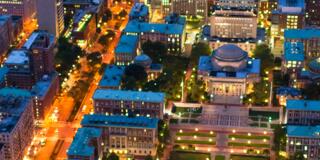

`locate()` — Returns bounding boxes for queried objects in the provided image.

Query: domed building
[198,44,261,104]
[133,54,163,81]
[298,57,320,87]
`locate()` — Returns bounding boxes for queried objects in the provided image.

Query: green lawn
[230,155,269,160]
[215,155,225,160]
[175,140,216,145]
[229,134,270,140]
[249,110,279,120]
[177,132,216,137]
[228,142,270,148]
[170,151,210,160]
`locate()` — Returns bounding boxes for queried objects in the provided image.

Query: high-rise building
[0,0,36,23]
[210,10,257,39]
[5,30,56,89]
[0,88,34,160]
[305,0,320,27]
[37,0,64,37]
[171,0,208,19]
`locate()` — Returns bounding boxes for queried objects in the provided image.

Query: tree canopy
[106,152,119,160]
[253,44,274,73]
[122,64,148,90]
[190,42,211,66]
[87,52,102,67]
[141,40,167,63]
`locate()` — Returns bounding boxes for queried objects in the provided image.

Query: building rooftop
[287,125,320,138]
[0,88,31,133]
[81,114,159,129]
[5,50,29,65]
[123,21,185,35]
[129,3,149,19]
[99,65,125,88]
[283,42,304,61]
[279,0,305,8]
[0,15,10,26]
[0,67,8,84]
[198,56,260,78]
[73,11,93,32]
[308,58,320,73]
[31,73,58,99]
[67,127,102,157]
[63,0,101,5]
[213,44,248,62]
[23,31,55,50]
[286,100,320,111]
[165,13,186,25]
[93,89,165,103]
[115,35,139,54]
[284,29,320,39]
[276,87,301,96]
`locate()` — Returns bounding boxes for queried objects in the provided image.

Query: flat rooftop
[284,42,304,61]
[0,15,10,26]
[81,114,159,129]
[124,21,185,35]
[31,73,58,98]
[198,56,260,78]
[115,35,139,54]
[93,89,165,103]
[5,50,29,65]
[99,65,125,88]
[276,87,301,96]
[129,3,149,18]
[286,100,320,111]
[287,125,320,138]
[0,88,31,133]
[67,127,102,157]
[284,29,320,39]
[23,31,55,50]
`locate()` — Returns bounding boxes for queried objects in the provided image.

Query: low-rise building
[0,88,34,160]
[281,42,304,74]
[276,87,301,106]
[296,58,320,88]
[198,44,260,104]
[93,89,165,118]
[171,0,208,20]
[99,65,125,90]
[133,54,162,81]
[67,127,103,160]
[115,35,139,65]
[129,3,149,22]
[284,29,320,59]
[63,0,105,19]
[287,125,320,160]
[81,115,159,159]
[71,11,96,47]
[165,13,186,26]
[31,73,59,120]
[123,21,186,55]
[286,100,320,125]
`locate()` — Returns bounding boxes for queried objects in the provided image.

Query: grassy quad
[215,155,225,160]
[230,155,270,160]
[228,134,270,140]
[228,142,270,148]
[169,151,211,160]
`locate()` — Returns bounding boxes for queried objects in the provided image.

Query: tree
[145,155,153,160]
[253,44,274,73]
[102,9,112,22]
[290,151,305,160]
[141,40,167,63]
[124,64,148,82]
[119,9,127,18]
[190,42,211,66]
[273,125,287,159]
[303,82,320,100]
[107,152,119,160]
[87,52,102,67]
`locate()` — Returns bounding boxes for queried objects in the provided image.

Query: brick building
[93,89,165,118]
